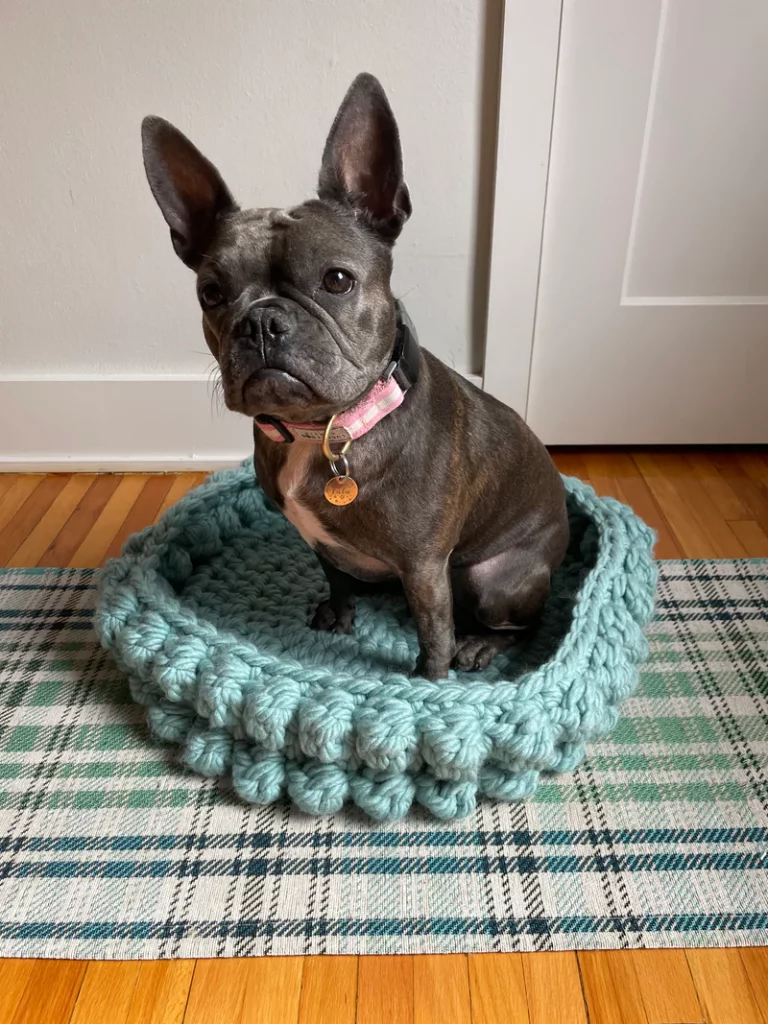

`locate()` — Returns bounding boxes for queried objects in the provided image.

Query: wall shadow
[471,0,505,375]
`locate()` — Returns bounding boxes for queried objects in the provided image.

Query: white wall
[0,1,497,468]
[0,0,499,464]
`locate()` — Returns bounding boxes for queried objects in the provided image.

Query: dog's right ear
[141,116,237,268]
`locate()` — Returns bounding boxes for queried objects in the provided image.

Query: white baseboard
[0,376,251,472]
[0,456,247,473]
[0,372,484,471]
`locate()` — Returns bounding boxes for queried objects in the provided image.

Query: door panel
[527,0,768,444]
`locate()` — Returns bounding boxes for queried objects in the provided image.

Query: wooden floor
[1,450,768,1023]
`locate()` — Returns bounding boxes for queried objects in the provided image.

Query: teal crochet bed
[94,463,657,821]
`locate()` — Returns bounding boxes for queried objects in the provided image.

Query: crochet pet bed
[95,463,657,821]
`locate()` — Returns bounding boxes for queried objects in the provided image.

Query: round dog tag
[324,475,359,506]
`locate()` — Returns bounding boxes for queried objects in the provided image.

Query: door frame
[482,0,564,418]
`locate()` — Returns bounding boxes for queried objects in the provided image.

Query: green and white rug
[0,561,766,959]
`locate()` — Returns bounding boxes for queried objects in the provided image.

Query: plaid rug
[0,561,766,959]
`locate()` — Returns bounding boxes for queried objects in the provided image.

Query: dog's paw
[310,599,356,635]
[452,635,511,672]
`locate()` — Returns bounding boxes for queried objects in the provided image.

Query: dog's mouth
[247,368,300,386]
[236,366,315,417]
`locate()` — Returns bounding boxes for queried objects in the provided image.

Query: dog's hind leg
[451,550,552,671]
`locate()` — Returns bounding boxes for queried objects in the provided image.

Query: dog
[141,72,569,681]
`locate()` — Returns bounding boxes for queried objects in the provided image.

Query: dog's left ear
[318,73,412,241]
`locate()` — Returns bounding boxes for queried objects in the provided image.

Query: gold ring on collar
[322,414,352,463]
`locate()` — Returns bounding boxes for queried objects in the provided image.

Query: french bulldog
[141,72,569,681]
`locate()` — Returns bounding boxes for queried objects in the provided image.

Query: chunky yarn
[94,462,657,821]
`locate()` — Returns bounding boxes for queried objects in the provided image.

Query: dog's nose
[266,309,290,337]
[239,306,294,344]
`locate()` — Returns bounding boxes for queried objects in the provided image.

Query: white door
[488,0,768,445]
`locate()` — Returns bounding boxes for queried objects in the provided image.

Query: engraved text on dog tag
[324,475,359,506]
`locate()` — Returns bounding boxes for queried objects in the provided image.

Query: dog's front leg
[402,560,454,680]
[311,554,356,634]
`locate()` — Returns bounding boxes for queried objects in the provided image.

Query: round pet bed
[94,462,657,821]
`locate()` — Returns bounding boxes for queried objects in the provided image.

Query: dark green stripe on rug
[0,561,766,959]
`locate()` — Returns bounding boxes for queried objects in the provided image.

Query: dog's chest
[276,443,392,578]
[277,443,336,550]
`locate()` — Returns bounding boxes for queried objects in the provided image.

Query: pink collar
[254,303,420,444]
[255,373,405,444]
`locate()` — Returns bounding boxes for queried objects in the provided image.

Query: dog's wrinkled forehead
[206,200,390,288]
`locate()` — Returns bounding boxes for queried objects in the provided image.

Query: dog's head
[141,73,411,421]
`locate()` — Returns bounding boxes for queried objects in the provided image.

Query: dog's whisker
[209,381,225,417]
[203,360,226,416]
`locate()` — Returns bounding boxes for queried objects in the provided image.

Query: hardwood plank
[0,473,21,502]
[521,952,587,1024]
[0,960,35,1022]
[8,475,95,567]
[582,452,629,503]
[414,955,471,1024]
[710,454,768,537]
[358,955,413,1024]
[729,520,768,557]
[298,957,357,1024]
[578,951,647,1024]
[103,475,175,561]
[630,949,702,1024]
[468,953,529,1024]
[40,474,121,566]
[68,474,149,568]
[11,960,87,1024]
[649,452,748,557]
[585,451,682,559]
[685,452,749,521]
[183,960,248,1023]
[634,453,719,558]
[70,962,141,1024]
[740,947,768,1021]
[687,948,764,1024]
[0,475,45,535]
[738,452,768,489]
[154,473,208,522]
[241,957,304,1024]
[127,961,195,1024]
[0,474,71,565]
[550,451,590,480]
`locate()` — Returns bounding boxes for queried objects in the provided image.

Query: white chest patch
[277,443,336,550]
[275,442,392,577]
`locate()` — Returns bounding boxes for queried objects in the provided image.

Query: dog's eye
[322,269,355,295]
[199,283,225,309]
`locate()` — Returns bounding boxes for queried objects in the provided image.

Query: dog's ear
[318,73,411,240]
[141,116,237,268]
